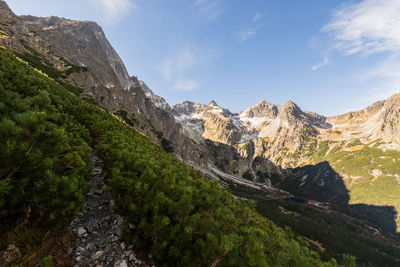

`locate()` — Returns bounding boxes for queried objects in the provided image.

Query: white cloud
[324,0,400,55]
[194,0,224,21]
[236,13,263,44]
[88,0,135,23]
[238,27,257,43]
[157,47,196,81]
[312,56,329,71]
[173,79,200,92]
[357,53,400,102]
[321,0,400,102]
[253,12,262,22]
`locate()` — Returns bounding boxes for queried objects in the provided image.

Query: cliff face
[378,93,400,143]
[0,1,206,164]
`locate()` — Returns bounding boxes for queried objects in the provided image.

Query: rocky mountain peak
[139,81,171,112]
[279,100,304,122]
[208,100,219,107]
[0,0,14,14]
[282,100,299,111]
[241,100,278,119]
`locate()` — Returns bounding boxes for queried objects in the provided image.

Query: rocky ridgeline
[70,156,152,267]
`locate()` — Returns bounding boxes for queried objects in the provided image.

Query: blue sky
[6,0,400,116]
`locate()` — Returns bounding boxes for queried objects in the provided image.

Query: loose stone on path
[70,155,150,267]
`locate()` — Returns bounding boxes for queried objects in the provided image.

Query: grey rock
[86,242,96,251]
[76,246,85,253]
[114,259,128,267]
[91,251,104,261]
[128,253,136,261]
[77,227,87,237]
[125,250,132,257]
[93,188,104,195]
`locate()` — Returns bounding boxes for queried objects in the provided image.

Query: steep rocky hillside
[0,0,204,165]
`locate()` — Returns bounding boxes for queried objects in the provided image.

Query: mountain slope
[0,1,205,166]
[0,46,339,266]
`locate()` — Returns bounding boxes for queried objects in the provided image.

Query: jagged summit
[208,100,219,107]
[240,99,279,119]
[282,100,299,110]
[139,81,171,112]
[258,99,269,105]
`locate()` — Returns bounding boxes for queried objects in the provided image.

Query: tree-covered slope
[0,47,346,266]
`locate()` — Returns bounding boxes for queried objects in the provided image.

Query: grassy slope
[313,140,400,230]
[269,136,400,231]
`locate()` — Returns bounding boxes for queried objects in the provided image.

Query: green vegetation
[115,109,138,127]
[320,143,400,229]
[57,80,84,96]
[160,137,174,153]
[58,56,88,75]
[0,47,340,266]
[0,48,90,265]
[347,138,362,147]
[15,39,88,81]
[312,141,330,162]
[14,50,63,79]
[281,137,400,230]
[0,54,91,226]
[224,181,399,266]
[40,256,53,267]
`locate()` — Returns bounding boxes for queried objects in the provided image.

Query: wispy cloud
[157,47,197,81]
[88,0,135,23]
[324,0,400,55]
[236,12,263,43]
[194,0,224,21]
[157,44,214,92]
[253,12,262,22]
[238,27,258,43]
[312,55,329,71]
[321,0,400,101]
[173,79,200,92]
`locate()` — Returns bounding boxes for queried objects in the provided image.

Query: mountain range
[1,1,400,265]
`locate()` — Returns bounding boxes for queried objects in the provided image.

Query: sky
[6,0,400,116]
